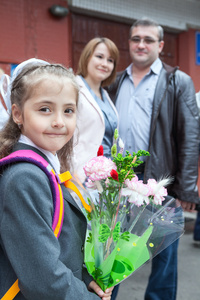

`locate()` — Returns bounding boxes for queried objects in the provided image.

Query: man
[193,91,200,245]
[108,18,199,300]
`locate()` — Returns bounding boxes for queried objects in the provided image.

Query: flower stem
[104,189,121,259]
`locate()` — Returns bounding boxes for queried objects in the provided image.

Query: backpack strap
[1,149,91,300]
[0,150,64,238]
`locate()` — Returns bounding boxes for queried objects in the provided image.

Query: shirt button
[81,245,84,252]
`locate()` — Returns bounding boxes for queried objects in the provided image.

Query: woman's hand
[88,280,114,299]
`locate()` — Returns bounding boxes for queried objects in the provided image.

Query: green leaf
[98,224,110,243]
[86,232,92,243]
[111,144,117,157]
[113,222,121,242]
[114,128,119,140]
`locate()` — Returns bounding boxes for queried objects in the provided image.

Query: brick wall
[0,0,72,72]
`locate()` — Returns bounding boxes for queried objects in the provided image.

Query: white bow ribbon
[0,58,50,115]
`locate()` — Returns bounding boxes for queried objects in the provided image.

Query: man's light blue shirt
[116,58,162,158]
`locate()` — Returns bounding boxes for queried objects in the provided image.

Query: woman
[72,37,119,182]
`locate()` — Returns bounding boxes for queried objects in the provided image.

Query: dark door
[71,13,178,72]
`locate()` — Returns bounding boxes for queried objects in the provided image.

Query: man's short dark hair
[129,17,164,41]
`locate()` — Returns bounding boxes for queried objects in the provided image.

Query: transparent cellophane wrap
[82,184,184,292]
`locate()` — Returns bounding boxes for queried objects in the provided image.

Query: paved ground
[116,212,200,300]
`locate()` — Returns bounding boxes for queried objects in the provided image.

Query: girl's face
[85,43,114,84]
[12,77,77,155]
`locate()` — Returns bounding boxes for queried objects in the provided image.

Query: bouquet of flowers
[82,130,184,291]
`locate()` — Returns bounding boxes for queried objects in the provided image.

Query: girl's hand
[88,280,114,299]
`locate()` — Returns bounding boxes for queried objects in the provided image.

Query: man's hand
[88,281,114,299]
[177,199,196,212]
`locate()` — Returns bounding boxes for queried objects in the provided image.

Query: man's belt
[134,162,145,174]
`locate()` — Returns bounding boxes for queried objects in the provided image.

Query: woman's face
[86,43,115,84]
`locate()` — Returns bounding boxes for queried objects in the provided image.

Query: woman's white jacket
[72,75,118,182]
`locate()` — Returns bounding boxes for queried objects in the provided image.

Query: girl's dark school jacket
[0,143,99,300]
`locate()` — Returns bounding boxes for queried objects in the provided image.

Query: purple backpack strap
[0,150,64,238]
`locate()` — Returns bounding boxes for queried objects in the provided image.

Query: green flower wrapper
[83,186,184,291]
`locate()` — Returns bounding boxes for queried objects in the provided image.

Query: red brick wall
[0,0,72,72]
[0,63,11,75]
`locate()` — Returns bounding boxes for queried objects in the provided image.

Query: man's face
[129,25,164,69]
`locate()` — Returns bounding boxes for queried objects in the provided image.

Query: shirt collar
[126,58,162,77]
[80,75,105,102]
[126,64,133,78]
[150,58,162,75]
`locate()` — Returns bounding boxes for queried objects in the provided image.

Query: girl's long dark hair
[0,64,79,172]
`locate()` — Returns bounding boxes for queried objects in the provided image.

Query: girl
[0,58,113,299]
[72,37,119,182]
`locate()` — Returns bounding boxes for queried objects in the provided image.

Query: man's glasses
[130,37,160,45]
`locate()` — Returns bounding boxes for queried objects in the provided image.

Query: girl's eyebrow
[65,103,77,107]
[33,100,77,106]
[34,100,53,104]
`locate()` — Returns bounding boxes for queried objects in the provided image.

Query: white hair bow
[0,58,50,115]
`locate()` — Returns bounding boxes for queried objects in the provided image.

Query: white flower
[121,177,150,206]
[147,178,172,205]
[118,138,124,149]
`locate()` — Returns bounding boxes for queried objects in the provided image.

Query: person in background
[0,58,113,299]
[194,90,200,246]
[71,38,119,299]
[0,67,9,130]
[107,17,199,300]
[0,67,4,78]
[72,37,119,183]
[193,206,200,246]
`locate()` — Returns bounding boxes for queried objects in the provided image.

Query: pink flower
[83,156,117,182]
[147,178,169,205]
[122,176,150,206]
[126,175,139,183]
